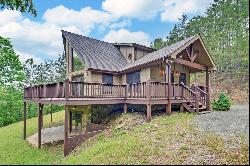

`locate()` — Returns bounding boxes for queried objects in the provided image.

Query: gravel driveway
[192,105,249,141]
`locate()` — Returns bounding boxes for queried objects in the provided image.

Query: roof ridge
[113,43,154,50]
[61,30,114,46]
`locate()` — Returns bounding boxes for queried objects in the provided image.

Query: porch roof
[121,35,198,72]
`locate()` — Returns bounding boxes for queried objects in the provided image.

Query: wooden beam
[185,47,192,62]
[124,103,128,113]
[206,70,210,111]
[23,102,27,140]
[195,92,200,113]
[69,111,72,133]
[146,104,152,122]
[50,104,53,123]
[38,103,43,148]
[146,79,152,122]
[174,58,206,71]
[167,64,172,115]
[64,105,69,156]
[191,52,198,63]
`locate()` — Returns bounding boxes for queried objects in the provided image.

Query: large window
[102,74,113,95]
[127,71,140,84]
[102,74,113,84]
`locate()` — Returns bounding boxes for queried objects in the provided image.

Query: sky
[0,0,213,64]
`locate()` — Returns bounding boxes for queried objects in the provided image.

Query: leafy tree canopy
[0,36,25,88]
[0,0,37,16]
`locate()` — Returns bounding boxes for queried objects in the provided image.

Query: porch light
[174,70,180,77]
[160,68,165,76]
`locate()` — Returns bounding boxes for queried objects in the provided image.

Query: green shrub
[212,92,231,111]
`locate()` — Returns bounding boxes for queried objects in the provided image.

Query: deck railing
[69,82,126,98]
[24,79,205,104]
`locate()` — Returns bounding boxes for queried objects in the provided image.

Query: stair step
[198,111,211,114]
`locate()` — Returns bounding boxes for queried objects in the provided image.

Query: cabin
[23,30,216,156]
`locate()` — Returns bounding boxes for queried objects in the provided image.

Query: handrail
[196,86,207,95]
[180,82,196,94]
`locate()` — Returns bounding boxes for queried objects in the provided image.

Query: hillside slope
[61,112,249,165]
[0,111,248,165]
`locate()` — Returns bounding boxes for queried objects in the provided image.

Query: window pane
[126,71,141,84]
[127,73,134,84]
[133,71,140,83]
[179,73,186,84]
[102,74,113,84]
[72,49,84,72]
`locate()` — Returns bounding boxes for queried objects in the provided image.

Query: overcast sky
[0,0,213,63]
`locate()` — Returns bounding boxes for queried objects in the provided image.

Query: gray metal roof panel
[62,30,128,72]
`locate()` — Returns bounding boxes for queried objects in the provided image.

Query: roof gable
[62,30,128,72]
[121,35,216,72]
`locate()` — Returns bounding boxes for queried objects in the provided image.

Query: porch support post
[64,105,69,156]
[38,103,43,148]
[146,79,152,122]
[166,63,172,115]
[180,104,184,112]
[195,92,200,113]
[23,102,27,140]
[206,69,210,111]
[50,104,53,123]
[69,110,72,133]
[124,103,128,113]
[146,104,152,122]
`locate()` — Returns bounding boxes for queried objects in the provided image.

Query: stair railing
[195,86,207,108]
[180,82,196,108]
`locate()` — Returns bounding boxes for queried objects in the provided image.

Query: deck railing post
[124,83,128,99]
[181,83,184,100]
[124,83,128,113]
[195,92,200,113]
[65,78,69,99]
[146,79,152,122]
[206,69,210,111]
[166,63,172,115]
[38,86,41,99]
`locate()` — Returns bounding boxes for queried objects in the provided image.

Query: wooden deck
[23,79,210,156]
[24,80,207,107]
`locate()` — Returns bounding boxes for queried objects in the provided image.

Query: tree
[156,0,249,82]
[23,53,66,86]
[150,38,166,50]
[0,0,37,16]
[0,36,25,88]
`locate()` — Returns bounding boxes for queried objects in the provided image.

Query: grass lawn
[0,111,249,165]
[0,111,65,165]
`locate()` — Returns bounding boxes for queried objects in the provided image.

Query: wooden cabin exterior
[23,31,216,156]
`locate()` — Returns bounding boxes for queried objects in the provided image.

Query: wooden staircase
[180,83,211,114]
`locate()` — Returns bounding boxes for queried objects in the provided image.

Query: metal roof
[62,31,201,72]
[62,30,128,72]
